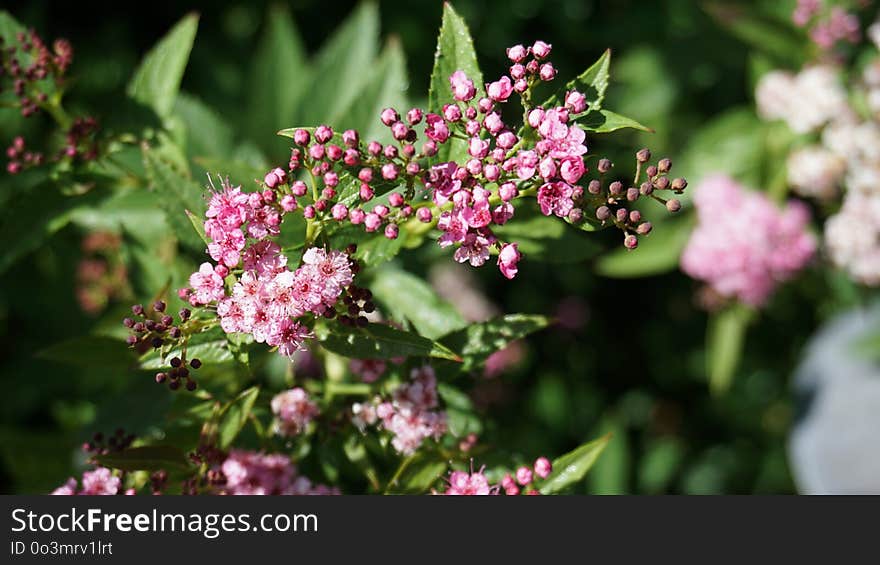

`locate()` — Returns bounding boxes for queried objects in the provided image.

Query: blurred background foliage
[0,0,855,494]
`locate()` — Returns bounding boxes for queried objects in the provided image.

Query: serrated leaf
[139,325,233,369]
[539,434,611,494]
[95,446,191,472]
[142,145,207,253]
[127,14,199,119]
[370,267,466,339]
[317,322,461,361]
[297,3,379,124]
[542,49,610,111]
[248,4,310,154]
[218,386,260,448]
[332,39,409,144]
[595,213,695,278]
[439,314,551,371]
[707,304,754,395]
[579,109,653,133]
[428,3,484,165]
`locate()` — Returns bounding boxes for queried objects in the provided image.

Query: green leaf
[579,109,653,133]
[218,386,260,449]
[37,336,135,372]
[539,434,611,494]
[595,213,695,278]
[386,454,447,494]
[297,3,379,124]
[492,204,604,263]
[317,322,461,361]
[185,209,209,246]
[370,267,466,339]
[332,39,409,144]
[440,314,551,371]
[542,49,610,111]
[707,304,754,395]
[428,3,485,164]
[0,11,26,43]
[174,93,234,159]
[327,223,406,267]
[139,325,233,369]
[0,181,110,275]
[142,144,207,253]
[94,446,191,472]
[127,14,199,119]
[247,4,310,152]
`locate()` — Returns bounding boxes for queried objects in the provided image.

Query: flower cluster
[439,455,553,495]
[0,27,72,118]
[757,21,880,285]
[271,387,319,437]
[265,40,684,281]
[76,231,131,315]
[680,175,816,307]
[218,450,338,495]
[52,467,127,496]
[351,365,447,455]
[792,0,861,50]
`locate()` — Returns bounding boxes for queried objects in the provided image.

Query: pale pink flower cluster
[792,1,860,49]
[219,450,338,495]
[786,146,845,200]
[680,175,816,307]
[271,387,319,437]
[52,467,123,495]
[349,358,387,383]
[187,179,354,357]
[444,467,495,495]
[755,66,847,134]
[351,365,447,455]
[825,192,880,284]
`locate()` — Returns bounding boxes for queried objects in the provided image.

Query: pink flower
[680,175,816,307]
[428,162,463,206]
[263,167,287,189]
[449,70,476,101]
[242,240,286,277]
[349,359,387,383]
[219,450,338,495]
[438,209,468,247]
[538,109,588,159]
[424,113,450,143]
[487,76,514,102]
[445,470,493,495]
[534,456,553,479]
[453,231,494,267]
[537,181,575,217]
[484,111,504,134]
[206,225,246,268]
[267,318,312,357]
[565,90,588,114]
[516,150,539,180]
[189,262,225,305]
[559,156,585,183]
[497,243,521,279]
[271,387,319,436]
[52,468,120,495]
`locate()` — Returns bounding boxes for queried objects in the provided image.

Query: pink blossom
[220,450,338,495]
[349,359,387,383]
[271,387,319,436]
[267,319,312,357]
[427,162,463,206]
[449,70,476,101]
[424,113,450,143]
[516,150,539,180]
[445,470,493,495]
[52,467,120,495]
[189,262,225,305]
[560,156,585,183]
[497,243,521,279]
[453,231,493,267]
[487,76,514,102]
[534,456,553,479]
[242,240,286,277]
[438,209,469,247]
[537,181,575,218]
[680,175,816,307]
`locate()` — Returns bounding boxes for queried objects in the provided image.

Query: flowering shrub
[0,4,693,495]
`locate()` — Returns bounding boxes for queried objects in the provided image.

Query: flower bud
[534,457,552,479]
[380,107,399,126]
[624,234,638,249]
[636,148,651,163]
[636,222,653,235]
[293,129,310,145]
[588,179,601,194]
[658,158,672,173]
[666,199,681,212]
[596,206,611,220]
[416,207,433,223]
[384,224,399,240]
[539,63,556,81]
[516,466,533,486]
[598,158,612,173]
[609,181,623,195]
[507,44,528,62]
[342,129,359,147]
[532,40,552,59]
[406,108,423,125]
[291,180,308,196]
[671,178,688,191]
[315,125,333,144]
[627,187,640,201]
[331,203,348,221]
